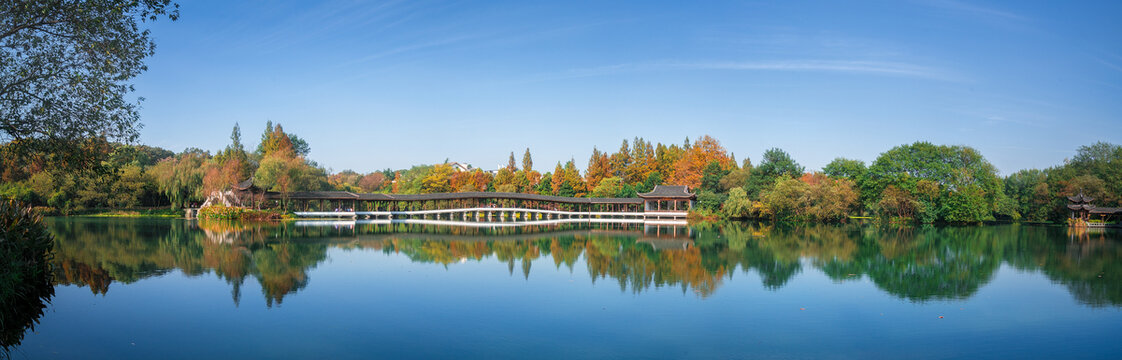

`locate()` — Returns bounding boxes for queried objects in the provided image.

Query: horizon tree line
[1,122,1118,224]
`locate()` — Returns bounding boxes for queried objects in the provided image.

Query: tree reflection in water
[44,218,1122,308]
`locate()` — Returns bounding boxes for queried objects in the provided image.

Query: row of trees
[293,134,1121,224]
[0,121,324,212]
[716,141,1119,224]
[1,120,1117,223]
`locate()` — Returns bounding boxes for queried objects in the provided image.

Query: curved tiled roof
[637,185,696,199]
[232,179,257,191]
[1067,204,1095,211]
[1090,207,1122,214]
[1067,193,1094,203]
[270,191,642,204]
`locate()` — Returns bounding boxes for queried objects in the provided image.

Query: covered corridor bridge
[264,185,695,221]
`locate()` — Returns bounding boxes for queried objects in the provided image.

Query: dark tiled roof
[1067,204,1094,211]
[269,191,642,204]
[283,191,359,200]
[1090,207,1122,214]
[1067,193,1094,203]
[637,185,696,199]
[232,179,257,191]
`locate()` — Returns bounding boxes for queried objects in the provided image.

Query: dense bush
[0,198,55,351]
[198,205,282,221]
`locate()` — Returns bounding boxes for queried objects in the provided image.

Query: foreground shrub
[0,198,55,351]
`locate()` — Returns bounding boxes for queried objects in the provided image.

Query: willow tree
[1,1,178,166]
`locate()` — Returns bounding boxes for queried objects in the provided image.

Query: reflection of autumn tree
[378,233,725,296]
[55,260,113,295]
[253,242,324,307]
[585,236,726,297]
[550,238,585,270]
[692,223,801,290]
[45,218,1122,306]
[47,218,327,307]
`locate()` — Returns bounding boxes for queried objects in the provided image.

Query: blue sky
[134,0,1122,175]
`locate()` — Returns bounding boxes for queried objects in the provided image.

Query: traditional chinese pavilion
[1066,192,1121,224]
[637,185,696,212]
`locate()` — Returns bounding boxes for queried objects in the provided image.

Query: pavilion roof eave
[637,185,696,199]
[1089,207,1122,215]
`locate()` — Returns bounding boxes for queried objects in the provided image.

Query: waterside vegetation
[2,123,1118,225]
[0,199,55,351]
[4,121,1117,222]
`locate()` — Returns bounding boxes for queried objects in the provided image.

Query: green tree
[1068,142,1122,205]
[420,164,454,194]
[721,187,752,219]
[1005,169,1051,222]
[862,142,1002,223]
[591,177,624,198]
[522,148,533,172]
[0,1,178,165]
[149,149,208,209]
[637,172,663,194]
[700,161,729,194]
[763,176,810,219]
[718,168,750,192]
[823,158,867,179]
[610,140,632,180]
[745,148,804,199]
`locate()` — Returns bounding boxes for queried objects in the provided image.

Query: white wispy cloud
[338,34,484,67]
[1094,55,1122,73]
[528,59,960,82]
[915,0,1032,30]
[922,0,1026,21]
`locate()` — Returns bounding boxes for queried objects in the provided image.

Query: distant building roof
[637,185,696,199]
[449,162,472,172]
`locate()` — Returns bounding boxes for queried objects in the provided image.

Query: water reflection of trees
[47,218,325,307]
[688,222,1120,306]
[45,218,1122,307]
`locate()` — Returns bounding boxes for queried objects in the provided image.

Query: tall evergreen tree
[522,148,533,172]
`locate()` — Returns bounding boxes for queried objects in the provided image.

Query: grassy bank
[30,206,183,218]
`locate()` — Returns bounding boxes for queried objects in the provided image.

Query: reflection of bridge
[288,219,694,248]
[274,185,697,222]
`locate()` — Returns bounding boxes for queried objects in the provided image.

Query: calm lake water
[9,218,1122,359]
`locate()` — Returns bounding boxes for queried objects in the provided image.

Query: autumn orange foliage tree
[668,135,732,188]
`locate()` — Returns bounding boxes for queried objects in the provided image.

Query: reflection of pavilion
[639,223,693,250]
[637,237,692,251]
